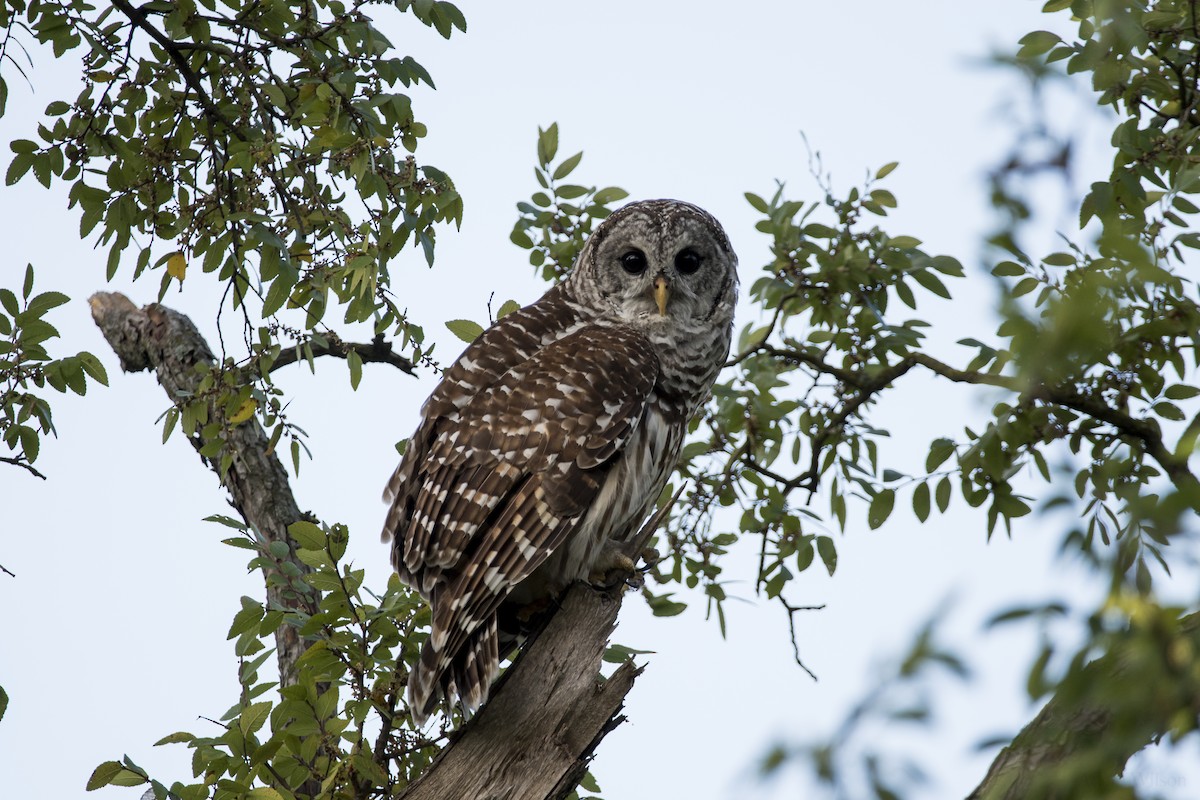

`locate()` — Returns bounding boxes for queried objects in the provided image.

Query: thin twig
[779,597,824,680]
[0,456,47,480]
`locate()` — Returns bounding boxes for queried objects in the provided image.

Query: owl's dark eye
[620,249,648,275]
[675,248,703,275]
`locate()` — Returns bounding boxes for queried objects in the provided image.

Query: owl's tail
[407,615,500,726]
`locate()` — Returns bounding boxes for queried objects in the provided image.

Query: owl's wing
[381,282,576,557]
[388,323,660,721]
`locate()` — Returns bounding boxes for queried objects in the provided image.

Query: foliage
[0,263,106,477]
[518,1,1200,795]
[4,0,1200,798]
[1,0,463,478]
[509,122,629,284]
[85,517,448,800]
[760,616,969,800]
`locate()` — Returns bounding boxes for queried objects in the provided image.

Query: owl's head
[569,199,738,332]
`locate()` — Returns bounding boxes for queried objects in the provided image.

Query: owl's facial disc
[653,275,669,315]
[573,198,737,328]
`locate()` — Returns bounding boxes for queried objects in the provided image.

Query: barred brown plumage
[382,199,738,724]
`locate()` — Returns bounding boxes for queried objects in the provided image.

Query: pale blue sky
[2,3,1198,799]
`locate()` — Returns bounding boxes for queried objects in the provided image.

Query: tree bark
[89,291,317,686]
[969,612,1200,799]
[89,293,642,799]
[399,584,640,800]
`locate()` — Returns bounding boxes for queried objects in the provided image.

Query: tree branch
[399,584,640,800]
[88,291,317,686]
[969,612,1200,799]
[1035,386,1200,508]
[0,455,46,479]
[269,334,416,376]
[109,0,244,143]
[740,345,1200,507]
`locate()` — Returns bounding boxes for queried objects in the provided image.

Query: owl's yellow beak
[654,275,669,316]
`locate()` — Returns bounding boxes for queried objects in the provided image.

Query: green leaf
[925,438,955,472]
[552,151,583,180]
[1165,384,1200,400]
[248,789,286,800]
[875,161,899,179]
[204,514,248,531]
[0,685,7,723]
[816,536,837,576]
[261,275,291,317]
[445,319,484,343]
[288,521,326,550]
[602,643,655,664]
[868,489,895,529]
[77,352,108,386]
[991,261,1025,277]
[913,482,931,522]
[555,184,588,199]
[593,186,629,204]
[935,477,952,513]
[912,269,951,299]
[5,152,32,185]
[869,188,897,208]
[510,226,534,249]
[745,192,769,213]
[1152,402,1186,421]
[17,426,39,462]
[109,769,147,788]
[347,348,363,390]
[306,572,345,592]
[1018,30,1062,58]
[1042,251,1076,267]
[537,123,559,167]
[239,701,273,736]
[496,299,521,318]
[645,590,687,617]
[579,771,602,793]
[153,731,196,746]
[227,598,264,640]
[86,762,123,791]
[1026,644,1054,698]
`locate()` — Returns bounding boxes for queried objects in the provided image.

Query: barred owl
[382,199,738,724]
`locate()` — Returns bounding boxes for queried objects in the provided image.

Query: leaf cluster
[1,0,465,476]
[509,123,628,283]
[88,516,445,800]
[0,264,106,475]
[664,168,969,636]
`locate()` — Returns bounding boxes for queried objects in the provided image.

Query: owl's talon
[588,553,635,590]
[588,541,662,591]
[638,546,661,567]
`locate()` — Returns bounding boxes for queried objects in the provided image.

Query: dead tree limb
[89,291,317,686]
[399,584,640,800]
